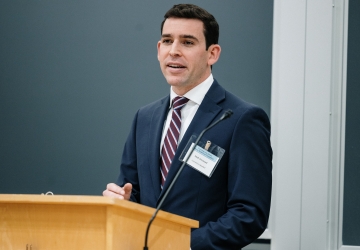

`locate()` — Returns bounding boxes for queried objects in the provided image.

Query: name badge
[179,135,225,178]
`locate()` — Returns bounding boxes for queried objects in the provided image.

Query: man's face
[157,18,220,95]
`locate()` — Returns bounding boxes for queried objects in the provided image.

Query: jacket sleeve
[116,110,141,203]
[191,106,272,250]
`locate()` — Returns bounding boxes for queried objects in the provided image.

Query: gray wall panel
[0,1,273,195]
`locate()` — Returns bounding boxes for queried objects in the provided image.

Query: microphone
[143,109,233,250]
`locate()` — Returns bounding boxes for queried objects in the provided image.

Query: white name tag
[183,143,220,177]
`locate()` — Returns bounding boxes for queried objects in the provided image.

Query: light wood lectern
[0,194,198,250]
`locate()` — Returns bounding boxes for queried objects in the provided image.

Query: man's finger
[123,183,132,192]
[106,183,122,194]
[102,189,124,199]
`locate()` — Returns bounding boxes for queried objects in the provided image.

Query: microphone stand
[143,109,233,250]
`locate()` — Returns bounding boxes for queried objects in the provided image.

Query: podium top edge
[0,194,199,228]
[0,194,118,205]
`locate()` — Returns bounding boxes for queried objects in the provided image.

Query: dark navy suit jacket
[116,80,272,249]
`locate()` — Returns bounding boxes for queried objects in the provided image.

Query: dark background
[343,0,360,246]
[0,1,273,195]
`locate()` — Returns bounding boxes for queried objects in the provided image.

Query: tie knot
[172,96,189,110]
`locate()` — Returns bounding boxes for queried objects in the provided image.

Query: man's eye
[162,39,172,44]
[184,41,194,45]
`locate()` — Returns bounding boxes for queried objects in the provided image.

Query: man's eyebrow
[181,35,199,41]
[161,34,172,38]
[161,34,199,42]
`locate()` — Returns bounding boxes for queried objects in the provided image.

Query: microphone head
[220,109,233,120]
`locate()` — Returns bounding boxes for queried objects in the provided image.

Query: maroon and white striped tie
[160,96,189,188]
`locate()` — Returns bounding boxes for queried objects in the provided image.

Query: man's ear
[207,44,221,66]
[157,41,161,61]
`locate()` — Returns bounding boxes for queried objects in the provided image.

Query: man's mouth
[167,64,186,68]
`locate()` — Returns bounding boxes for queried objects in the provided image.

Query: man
[103,4,272,249]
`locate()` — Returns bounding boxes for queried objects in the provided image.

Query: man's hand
[103,183,132,200]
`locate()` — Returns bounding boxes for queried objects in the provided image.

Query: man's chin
[165,77,186,87]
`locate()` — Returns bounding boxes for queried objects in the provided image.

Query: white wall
[269,0,348,249]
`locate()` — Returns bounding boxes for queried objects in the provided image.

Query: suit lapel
[147,95,170,202]
[158,80,226,203]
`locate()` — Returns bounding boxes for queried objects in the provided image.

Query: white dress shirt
[160,74,214,153]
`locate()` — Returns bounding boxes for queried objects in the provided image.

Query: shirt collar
[169,74,214,107]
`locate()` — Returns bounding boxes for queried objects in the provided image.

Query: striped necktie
[160,96,189,188]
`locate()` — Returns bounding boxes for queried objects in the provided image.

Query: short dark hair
[160,4,219,50]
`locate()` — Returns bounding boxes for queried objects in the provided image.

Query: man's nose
[169,41,181,57]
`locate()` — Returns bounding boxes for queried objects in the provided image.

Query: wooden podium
[0,194,198,250]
